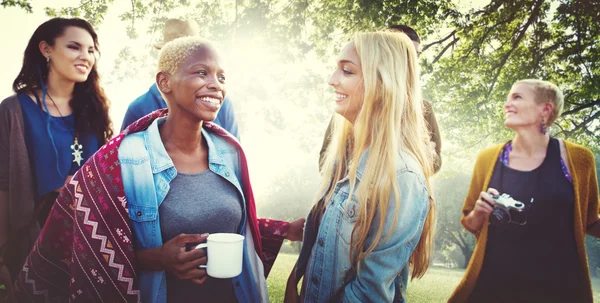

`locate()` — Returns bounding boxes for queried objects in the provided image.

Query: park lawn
[267,253,600,302]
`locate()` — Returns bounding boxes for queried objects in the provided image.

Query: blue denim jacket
[296,151,430,303]
[118,117,268,302]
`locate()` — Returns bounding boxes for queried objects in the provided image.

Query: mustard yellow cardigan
[448,140,600,303]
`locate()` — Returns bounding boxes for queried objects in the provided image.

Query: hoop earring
[540,117,547,134]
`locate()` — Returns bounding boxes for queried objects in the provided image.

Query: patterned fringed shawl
[15,109,287,302]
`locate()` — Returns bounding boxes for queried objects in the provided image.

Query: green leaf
[1,0,33,13]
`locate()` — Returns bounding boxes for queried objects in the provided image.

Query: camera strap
[498,140,549,206]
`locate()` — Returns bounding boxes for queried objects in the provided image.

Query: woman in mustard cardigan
[449,79,600,303]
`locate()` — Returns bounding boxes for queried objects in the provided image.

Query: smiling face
[41,26,97,83]
[161,46,226,122]
[504,82,552,130]
[328,42,365,124]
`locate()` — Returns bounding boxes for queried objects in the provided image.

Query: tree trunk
[457,243,472,269]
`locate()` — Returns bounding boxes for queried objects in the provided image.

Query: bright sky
[0,0,490,209]
[0,0,331,207]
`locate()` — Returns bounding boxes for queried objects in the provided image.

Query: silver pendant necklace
[47,93,83,166]
[71,137,84,166]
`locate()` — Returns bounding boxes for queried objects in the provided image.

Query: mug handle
[195,243,208,269]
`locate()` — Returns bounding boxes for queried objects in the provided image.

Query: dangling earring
[540,117,547,134]
[46,56,50,68]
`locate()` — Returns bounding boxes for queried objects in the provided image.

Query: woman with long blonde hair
[286,31,435,302]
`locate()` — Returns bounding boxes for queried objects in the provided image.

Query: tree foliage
[1,0,32,13]
[5,0,599,270]
[425,0,600,154]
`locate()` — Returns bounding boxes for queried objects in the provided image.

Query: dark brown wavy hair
[13,17,113,143]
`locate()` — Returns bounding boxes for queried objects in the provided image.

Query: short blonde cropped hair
[157,36,213,75]
[517,79,564,125]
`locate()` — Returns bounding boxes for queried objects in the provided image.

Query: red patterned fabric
[14,109,287,302]
[257,218,290,275]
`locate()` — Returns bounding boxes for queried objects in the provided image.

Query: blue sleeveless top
[18,93,101,198]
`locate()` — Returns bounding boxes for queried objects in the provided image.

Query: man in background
[121,19,240,139]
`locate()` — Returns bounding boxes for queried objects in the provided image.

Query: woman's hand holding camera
[473,188,499,220]
[464,188,500,233]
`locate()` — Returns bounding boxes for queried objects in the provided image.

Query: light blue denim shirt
[118,117,268,303]
[298,150,430,303]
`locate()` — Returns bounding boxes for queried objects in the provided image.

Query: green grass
[266,253,297,302]
[267,253,600,302]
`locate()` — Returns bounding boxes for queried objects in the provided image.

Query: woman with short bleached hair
[16,36,304,302]
[450,79,600,303]
[286,31,436,302]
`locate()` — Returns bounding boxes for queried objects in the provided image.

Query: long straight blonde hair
[313,31,435,279]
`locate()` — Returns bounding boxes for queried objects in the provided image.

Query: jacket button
[225,171,230,177]
[311,277,318,284]
[235,281,240,287]
[348,204,357,217]
[318,239,324,246]
[136,211,142,216]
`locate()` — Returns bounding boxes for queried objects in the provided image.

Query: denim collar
[144,117,172,174]
[201,126,226,166]
[143,117,226,174]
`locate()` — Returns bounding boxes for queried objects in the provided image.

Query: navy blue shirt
[18,93,101,198]
[121,84,240,139]
[469,138,581,303]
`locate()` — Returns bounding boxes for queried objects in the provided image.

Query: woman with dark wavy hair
[0,17,112,300]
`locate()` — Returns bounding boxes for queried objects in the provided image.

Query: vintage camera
[488,193,526,225]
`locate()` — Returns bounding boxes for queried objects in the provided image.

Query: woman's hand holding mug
[160,233,209,285]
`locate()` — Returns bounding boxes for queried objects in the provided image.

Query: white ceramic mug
[195,233,244,278]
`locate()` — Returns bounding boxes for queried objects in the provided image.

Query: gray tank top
[160,169,243,303]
